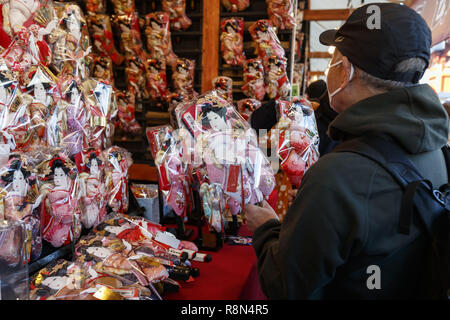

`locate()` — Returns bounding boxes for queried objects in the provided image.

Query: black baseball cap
[319,3,431,84]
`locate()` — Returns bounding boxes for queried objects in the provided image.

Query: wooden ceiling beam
[309,71,325,77]
[303,9,351,21]
[309,51,332,59]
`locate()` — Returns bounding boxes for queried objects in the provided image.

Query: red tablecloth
[164,225,267,300]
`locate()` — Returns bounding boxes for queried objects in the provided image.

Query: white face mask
[326,59,354,103]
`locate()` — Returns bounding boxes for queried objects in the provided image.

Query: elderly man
[244,3,449,299]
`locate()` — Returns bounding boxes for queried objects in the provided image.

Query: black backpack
[332,134,450,299]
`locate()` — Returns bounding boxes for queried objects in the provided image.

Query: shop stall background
[26,0,305,274]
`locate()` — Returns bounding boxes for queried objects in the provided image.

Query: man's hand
[244,200,279,233]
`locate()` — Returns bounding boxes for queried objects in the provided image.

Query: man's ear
[341,56,353,86]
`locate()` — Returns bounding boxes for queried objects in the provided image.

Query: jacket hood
[328,84,449,154]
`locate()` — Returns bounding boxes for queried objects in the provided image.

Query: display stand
[198,229,224,252]
[229,215,240,236]
[188,177,224,252]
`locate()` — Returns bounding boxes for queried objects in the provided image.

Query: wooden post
[201,0,221,93]
[288,0,299,99]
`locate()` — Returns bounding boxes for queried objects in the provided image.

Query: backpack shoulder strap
[441,145,450,187]
[332,134,428,186]
[332,134,438,235]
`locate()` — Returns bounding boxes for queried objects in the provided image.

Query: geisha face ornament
[70,85,80,105]
[0,72,14,106]
[257,30,270,42]
[119,23,130,34]
[150,20,162,32]
[66,11,81,39]
[206,112,228,132]
[27,66,53,104]
[269,60,281,75]
[41,275,70,291]
[93,39,102,52]
[12,169,27,196]
[104,225,126,235]
[0,84,8,103]
[290,104,304,123]
[89,159,99,177]
[94,64,105,78]
[108,153,120,171]
[226,25,235,34]
[177,64,187,76]
[54,167,69,190]
[86,246,111,259]
[34,81,46,104]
